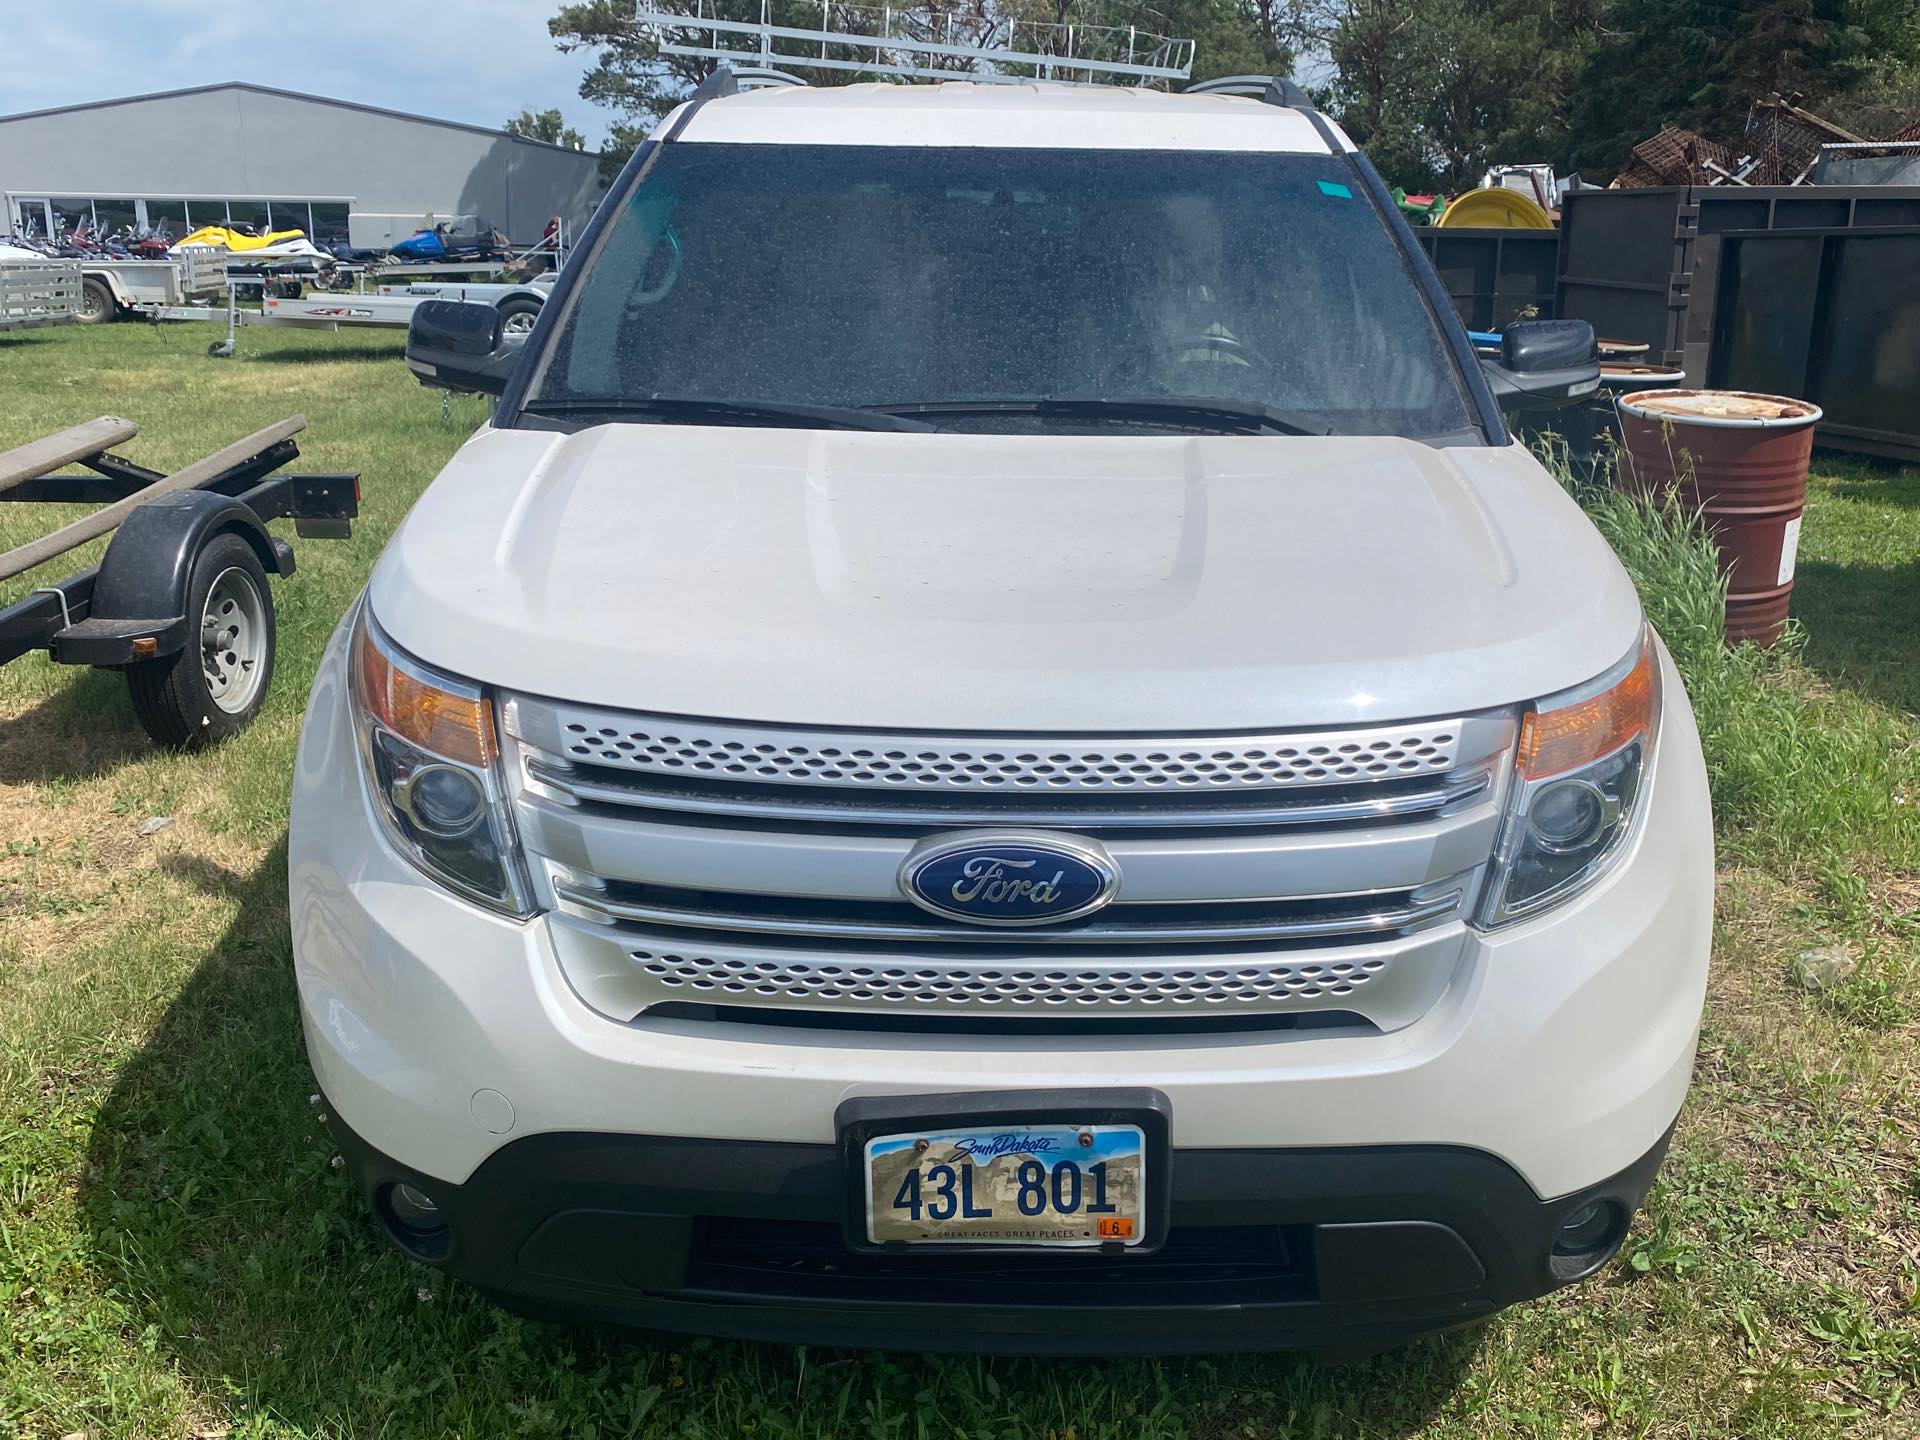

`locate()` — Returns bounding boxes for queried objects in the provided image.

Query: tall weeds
[1548,453,1919,876]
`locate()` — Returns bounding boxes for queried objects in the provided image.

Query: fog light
[390,1183,442,1232]
[1554,1199,1617,1255]
[378,1181,452,1262]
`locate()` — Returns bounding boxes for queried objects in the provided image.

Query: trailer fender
[55,492,290,666]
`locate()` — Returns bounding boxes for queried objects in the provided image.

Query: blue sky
[1,2,602,144]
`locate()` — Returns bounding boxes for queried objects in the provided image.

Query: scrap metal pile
[1614,92,1919,187]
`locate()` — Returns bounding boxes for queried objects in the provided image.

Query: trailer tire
[126,532,276,749]
[75,278,116,324]
[497,295,542,337]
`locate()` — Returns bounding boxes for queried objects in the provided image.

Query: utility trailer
[257,273,555,333]
[0,259,79,331]
[0,416,359,747]
[71,246,229,323]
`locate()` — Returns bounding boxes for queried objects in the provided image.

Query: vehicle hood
[369,423,1643,731]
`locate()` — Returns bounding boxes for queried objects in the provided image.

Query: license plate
[863,1122,1148,1247]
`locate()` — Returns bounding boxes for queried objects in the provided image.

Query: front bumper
[329,1104,1673,1354]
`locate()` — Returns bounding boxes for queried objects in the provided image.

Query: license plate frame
[836,1088,1172,1255]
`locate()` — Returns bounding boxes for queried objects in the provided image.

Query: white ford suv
[289,73,1713,1354]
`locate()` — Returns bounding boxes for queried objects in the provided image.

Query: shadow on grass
[1814,454,1920,510]
[1793,555,1920,717]
[0,667,150,785]
[243,342,408,366]
[79,838,1482,1434]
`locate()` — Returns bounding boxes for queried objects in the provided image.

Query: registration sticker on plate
[864,1123,1148,1247]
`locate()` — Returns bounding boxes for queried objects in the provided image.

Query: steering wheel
[627,227,683,307]
[1164,331,1277,371]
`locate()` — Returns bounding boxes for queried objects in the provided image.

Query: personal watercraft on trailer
[173,225,307,253]
[170,229,332,270]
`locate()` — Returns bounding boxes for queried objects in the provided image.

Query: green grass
[2,323,1919,1437]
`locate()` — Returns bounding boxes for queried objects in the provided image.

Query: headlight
[1477,628,1661,927]
[349,604,531,917]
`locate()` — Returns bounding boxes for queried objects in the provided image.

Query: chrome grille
[506,699,1515,1027]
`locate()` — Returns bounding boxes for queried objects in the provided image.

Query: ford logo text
[899,832,1118,927]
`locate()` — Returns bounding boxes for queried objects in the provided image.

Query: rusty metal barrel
[1614,390,1821,646]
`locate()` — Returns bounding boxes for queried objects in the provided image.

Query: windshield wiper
[876,395,1329,437]
[520,395,938,433]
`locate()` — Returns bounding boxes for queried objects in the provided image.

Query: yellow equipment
[174,225,309,252]
[1435,189,1554,229]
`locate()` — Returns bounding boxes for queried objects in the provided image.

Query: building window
[93,198,139,238]
[143,200,189,240]
[50,197,93,238]
[310,203,350,247]
[229,200,271,235]
[10,198,53,238]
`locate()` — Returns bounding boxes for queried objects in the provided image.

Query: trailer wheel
[126,532,276,749]
[75,278,116,324]
[497,295,542,337]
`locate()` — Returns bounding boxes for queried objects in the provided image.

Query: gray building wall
[0,84,604,245]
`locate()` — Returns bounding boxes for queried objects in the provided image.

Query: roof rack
[1184,75,1313,110]
[633,1,1194,87]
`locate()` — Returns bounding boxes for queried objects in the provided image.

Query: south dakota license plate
[863,1122,1148,1247]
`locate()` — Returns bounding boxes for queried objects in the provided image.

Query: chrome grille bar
[526,757,1494,830]
[554,882,1463,945]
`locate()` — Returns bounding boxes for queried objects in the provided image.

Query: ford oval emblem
[899,831,1119,928]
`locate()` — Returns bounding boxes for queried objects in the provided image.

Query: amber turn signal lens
[354,616,497,768]
[1516,631,1659,781]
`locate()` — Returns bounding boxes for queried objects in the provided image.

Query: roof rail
[729,66,808,90]
[1185,74,1313,110]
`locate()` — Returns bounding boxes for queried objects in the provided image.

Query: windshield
[529,143,1474,439]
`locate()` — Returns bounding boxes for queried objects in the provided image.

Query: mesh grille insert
[539,712,1464,793]
[632,950,1391,1007]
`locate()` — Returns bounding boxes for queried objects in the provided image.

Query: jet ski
[173,224,308,253]
[171,227,334,272]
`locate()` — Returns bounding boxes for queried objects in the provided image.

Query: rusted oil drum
[1615,390,1822,646]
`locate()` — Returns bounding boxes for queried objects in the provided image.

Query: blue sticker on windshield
[1317,180,1353,199]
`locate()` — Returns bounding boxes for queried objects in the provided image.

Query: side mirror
[1480,319,1601,413]
[405,300,522,396]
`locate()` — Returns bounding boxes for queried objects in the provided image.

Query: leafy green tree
[504,107,589,150]
[1317,0,1600,191]
[1159,0,1293,82]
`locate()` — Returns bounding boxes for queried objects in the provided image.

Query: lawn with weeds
[3,323,1919,1438]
